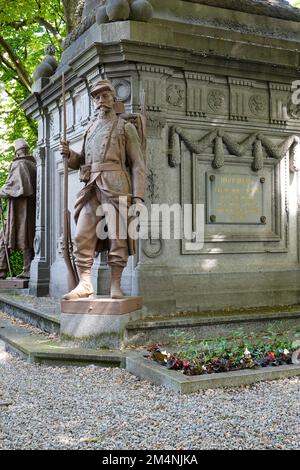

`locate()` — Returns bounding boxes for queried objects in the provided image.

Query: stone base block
[61,313,130,338]
[0,279,29,289]
[60,296,143,348]
[61,296,142,315]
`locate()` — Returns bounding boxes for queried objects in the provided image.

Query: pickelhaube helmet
[90,79,116,98]
[14,139,30,153]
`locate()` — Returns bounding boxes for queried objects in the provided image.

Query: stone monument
[22,0,300,322]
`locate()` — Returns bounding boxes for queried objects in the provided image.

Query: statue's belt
[89,162,123,173]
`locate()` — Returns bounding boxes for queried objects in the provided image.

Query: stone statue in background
[0,139,36,279]
[60,79,146,300]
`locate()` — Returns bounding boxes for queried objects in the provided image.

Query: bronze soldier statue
[0,139,36,279]
[60,79,145,300]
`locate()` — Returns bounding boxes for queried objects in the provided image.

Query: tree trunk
[62,0,80,34]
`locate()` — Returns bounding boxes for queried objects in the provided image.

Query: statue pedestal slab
[60,297,143,349]
[0,279,29,289]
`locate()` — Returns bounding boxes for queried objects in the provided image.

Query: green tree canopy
[0,0,80,181]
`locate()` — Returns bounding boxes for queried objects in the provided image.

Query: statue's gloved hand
[59,141,70,159]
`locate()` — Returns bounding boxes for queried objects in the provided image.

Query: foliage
[148,324,300,376]
[9,250,23,277]
[0,0,80,182]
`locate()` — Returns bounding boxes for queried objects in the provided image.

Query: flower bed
[147,336,300,376]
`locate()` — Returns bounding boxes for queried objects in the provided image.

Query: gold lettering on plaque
[209,173,263,224]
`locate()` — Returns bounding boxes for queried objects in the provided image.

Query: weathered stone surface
[0,318,124,366]
[129,0,153,22]
[0,280,29,289]
[106,0,130,21]
[61,297,143,315]
[0,293,60,334]
[96,5,109,24]
[83,0,105,19]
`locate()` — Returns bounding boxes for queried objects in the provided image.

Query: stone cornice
[21,36,300,116]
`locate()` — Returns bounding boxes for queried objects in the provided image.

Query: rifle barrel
[61,73,78,290]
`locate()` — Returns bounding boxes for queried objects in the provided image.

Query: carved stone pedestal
[60,297,143,349]
[0,279,29,289]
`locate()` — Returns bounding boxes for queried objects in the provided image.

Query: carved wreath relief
[207,90,226,112]
[249,95,267,116]
[167,85,184,107]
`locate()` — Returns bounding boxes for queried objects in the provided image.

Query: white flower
[283,349,290,356]
[244,348,251,357]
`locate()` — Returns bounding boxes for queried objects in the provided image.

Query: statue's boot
[63,269,95,300]
[110,266,124,299]
[16,249,33,279]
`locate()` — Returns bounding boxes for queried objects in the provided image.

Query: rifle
[61,73,79,290]
[0,199,13,278]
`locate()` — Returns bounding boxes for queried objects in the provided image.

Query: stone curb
[127,309,300,331]
[126,353,300,394]
[0,321,125,367]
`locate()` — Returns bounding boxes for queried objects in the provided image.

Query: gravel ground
[0,346,299,450]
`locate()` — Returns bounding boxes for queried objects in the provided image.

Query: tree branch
[0,36,32,91]
[0,52,17,74]
[36,17,62,44]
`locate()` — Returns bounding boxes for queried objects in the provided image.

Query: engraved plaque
[207,173,265,224]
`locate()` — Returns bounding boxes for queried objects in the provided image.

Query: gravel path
[0,346,299,450]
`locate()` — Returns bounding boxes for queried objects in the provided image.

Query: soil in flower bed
[146,324,300,376]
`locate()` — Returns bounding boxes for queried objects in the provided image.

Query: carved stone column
[29,143,51,296]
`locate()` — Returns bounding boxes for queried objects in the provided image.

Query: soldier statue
[0,139,36,279]
[60,79,146,300]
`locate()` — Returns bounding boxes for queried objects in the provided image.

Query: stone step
[125,305,300,347]
[0,293,60,334]
[0,318,125,367]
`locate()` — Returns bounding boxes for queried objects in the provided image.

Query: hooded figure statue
[0,139,36,279]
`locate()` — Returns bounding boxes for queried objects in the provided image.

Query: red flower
[267,352,275,361]
[182,360,190,368]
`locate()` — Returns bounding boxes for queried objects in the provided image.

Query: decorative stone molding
[147,114,166,130]
[228,78,254,87]
[142,237,164,259]
[167,84,184,108]
[33,147,46,225]
[137,66,173,113]
[287,98,300,120]
[34,234,41,256]
[147,167,159,204]
[289,141,299,173]
[168,126,299,172]
[269,83,290,125]
[249,95,267,116]
[207,90,226,113]
[112,79,131,102]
